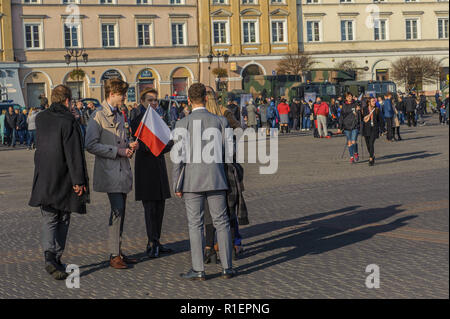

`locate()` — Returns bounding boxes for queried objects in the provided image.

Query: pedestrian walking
[173,83,236,281]
[85,78,139,270]
[362,97,384,166]
[338,92,361,164]
[381,93,395,142]
[246,99,258,131]
[29,85,90,281]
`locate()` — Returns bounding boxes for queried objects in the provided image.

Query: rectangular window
[271,21,286,43]
[341,20,354,41]
[213,22,227,44]
[25,24,41,49]
[243,21,257,44]
[374,19,387,40]
[137,23,152,46]
[405,19,419,39]
[102,24,116,47]
[306,21,320,42]
[438,18,449,39]
[171,23,185,45]
[64,24,80,48]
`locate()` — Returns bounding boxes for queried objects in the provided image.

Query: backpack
[304,104,311,116]
[267,104,276,120]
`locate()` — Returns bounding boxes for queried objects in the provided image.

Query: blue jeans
[28,130,36,148]
[399,112,405,125]
[302,116,311,129]
[18,129,27,144]
[344,129,359,142]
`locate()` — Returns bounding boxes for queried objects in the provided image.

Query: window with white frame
[438,18,449,39]
[171,23,186,45]
[23,0,40,3]
[102,23,117,47]
[306,21,321,42]
[100,0,115,4]
[306,0,320,3]
[271,0,285,3]
[137,0,149,4]
[62,0,79,3]
[374,19,388,40]
[212,0,227,4]
[242,20,259,44]
[271,20,287,43]
[242,0,257,4]
[405,19,419,39]
[341,20,354,41]
[340,0,353,3]
[213,21,229,44]
[170,0,184,4]
[137,23,153,47]
[64,24,80,48]
[24,23,42,49]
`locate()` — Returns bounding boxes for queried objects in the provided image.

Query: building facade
[11,0,200,108]
[198,0,299,91]
[299,0,449,93]
[1,0,24,105]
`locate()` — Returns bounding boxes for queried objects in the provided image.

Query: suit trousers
[142,200,165,245]
[385,117,394,141]
[107,193,127,257]
[183,191,232,272]
[41,206,71,261]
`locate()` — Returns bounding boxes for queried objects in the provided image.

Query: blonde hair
[205,92,223,116]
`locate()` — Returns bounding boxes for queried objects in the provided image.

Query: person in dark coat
[362,97,384,166]
[404,94,417,127]
[29,85,89,280]
[290,98,301,131]
[130,88,174,258]
[5,106,18,147]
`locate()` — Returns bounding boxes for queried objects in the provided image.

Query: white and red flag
[134,107,171,157]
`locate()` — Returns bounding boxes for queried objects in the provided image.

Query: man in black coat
[290,98,301,131]
[29,85,89,280]
[404,94,417,127]
[5,106,18,147]
[131,88,174,258]
[226,98,240,123]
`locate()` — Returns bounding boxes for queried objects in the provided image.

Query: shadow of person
[236,205,416,276]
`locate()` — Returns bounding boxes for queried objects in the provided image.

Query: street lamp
[207,52,230,91]
[65,48,88,100]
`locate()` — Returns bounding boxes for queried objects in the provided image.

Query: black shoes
[369,158,375,166]
[44,251,69,281]
[204,247,218,264]
[146,242,174,258]
[180,269,206,281]
[222,268,237,279]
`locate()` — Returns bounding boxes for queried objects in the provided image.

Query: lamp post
[65,48,88,100]
[207,52,229,92]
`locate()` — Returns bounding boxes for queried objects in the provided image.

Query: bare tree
[391,56,441,91]
[334,60,365,79]
[276,52,316,76]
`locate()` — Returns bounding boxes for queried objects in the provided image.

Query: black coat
[5,112,17,129]
[362,106,384,138]
[29,103,90,214]
[131,106,172,201]
[404,97,417,112]
[339,101,361,131]
[290,102,301,118]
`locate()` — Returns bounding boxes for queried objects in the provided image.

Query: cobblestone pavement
[0,115,448,299]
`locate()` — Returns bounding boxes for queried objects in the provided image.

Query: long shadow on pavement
[237,205,416,276]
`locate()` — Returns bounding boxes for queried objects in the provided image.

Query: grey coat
[246,103,257,126]
[27,110,40,130]
[85,101,133,194]
[173,109,229,193]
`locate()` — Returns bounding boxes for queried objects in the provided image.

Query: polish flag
[134,107,171,157]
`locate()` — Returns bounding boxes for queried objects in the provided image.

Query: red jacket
[277,103,290,115]
[314,102,329,117]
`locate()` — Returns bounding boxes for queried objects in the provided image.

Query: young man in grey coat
[85,78,139,269]
[173,83,236,281]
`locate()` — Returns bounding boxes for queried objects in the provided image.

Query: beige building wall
[300,0,449,93]
[198,0,300,91]
[11,0,199,107]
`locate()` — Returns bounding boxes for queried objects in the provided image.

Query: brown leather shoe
[121,254,138,264]
[110,256,128,269]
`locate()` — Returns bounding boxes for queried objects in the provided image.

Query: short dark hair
[51,85,72,104]
[188,83,207,104]
[104,78,129,100]
[140,88,158,101]
[346,92,353,98]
